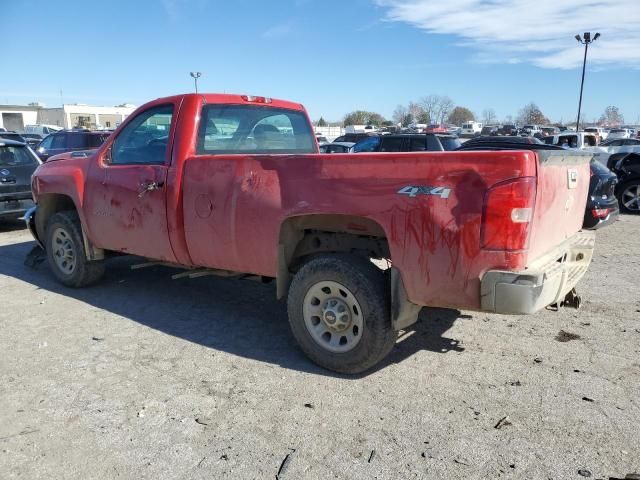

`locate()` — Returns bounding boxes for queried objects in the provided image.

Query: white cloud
[263,22,294,39]
[374,0,640,69]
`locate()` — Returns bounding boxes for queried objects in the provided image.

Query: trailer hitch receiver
[560,288,581,309]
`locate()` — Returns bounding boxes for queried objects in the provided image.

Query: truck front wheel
[287,254,396,374]
[45,211,105,287]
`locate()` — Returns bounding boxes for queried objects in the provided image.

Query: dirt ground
[0,216,638,480]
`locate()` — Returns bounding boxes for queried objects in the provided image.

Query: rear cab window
[197,104,316,155]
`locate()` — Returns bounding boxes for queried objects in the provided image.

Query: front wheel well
[35,193,77,241]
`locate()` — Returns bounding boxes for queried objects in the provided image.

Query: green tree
[343,110,386,126]
[316,117,327,127]
[447,106,474,126]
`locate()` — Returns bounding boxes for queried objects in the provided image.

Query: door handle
[138,181,164,198]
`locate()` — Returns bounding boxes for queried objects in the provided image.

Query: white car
[543,132,598,149]
[24,124,63,136]
[521,125,543,136]
[584,127,608,142]
[607,128,632,140]
[461,121,482,136]
[584,138,640,168]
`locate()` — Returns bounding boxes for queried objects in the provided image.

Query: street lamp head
[593,32,600,41]
[583,32,591,42]
[575,34,582,42]
[190,72,202,79]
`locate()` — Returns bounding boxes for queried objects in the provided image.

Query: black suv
[333,133,377,143]
[35,130,111,161]
[353,134,461,153]
[0,139,41,221]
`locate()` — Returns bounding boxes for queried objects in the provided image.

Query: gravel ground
[0,216,638,480]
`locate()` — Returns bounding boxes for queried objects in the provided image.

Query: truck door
[84,103,177,262]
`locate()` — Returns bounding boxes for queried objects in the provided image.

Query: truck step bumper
[480,231,595,315]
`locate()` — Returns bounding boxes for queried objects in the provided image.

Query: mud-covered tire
[45,211,105,287]
[287,254,396,374]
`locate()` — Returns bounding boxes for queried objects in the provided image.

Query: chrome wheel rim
[622,185,640,211]
[52,228,76,275]
[303,281,363,353]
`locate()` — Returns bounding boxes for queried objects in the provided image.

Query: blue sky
[3,0,639,124]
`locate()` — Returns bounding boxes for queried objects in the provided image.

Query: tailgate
[527,151,592,260]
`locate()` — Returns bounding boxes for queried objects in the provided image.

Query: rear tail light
[241,95,272,104]
[591,207,611,219]
[481,177,536,251]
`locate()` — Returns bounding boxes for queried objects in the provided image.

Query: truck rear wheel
[287,254,396,374]
[45,211,105,287]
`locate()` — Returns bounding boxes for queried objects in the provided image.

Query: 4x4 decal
[397,185,451,199]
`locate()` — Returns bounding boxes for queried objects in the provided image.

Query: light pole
[190,72,202,94]
[574,32,600,131]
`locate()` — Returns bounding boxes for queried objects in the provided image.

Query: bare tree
[435,96,454,124]
[419,95,439,123]
[408,102,425,124]
[482,108,497,125]
[392,105,411,126]
[516,103,549,125]
[598,105,624,126]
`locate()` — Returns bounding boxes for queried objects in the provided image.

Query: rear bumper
[480,231,595,314]
[583,198,619,230]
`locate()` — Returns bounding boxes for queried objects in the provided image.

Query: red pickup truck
[26,93,595,373]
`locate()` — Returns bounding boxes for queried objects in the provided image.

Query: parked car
[540,126,560,137]
[315,134,329,145]
[456,138,618,230]
[521,125,543,137]
[24,124,63,136]
[611,153,640,213]
[607,128,631,140]
[333,132,376,143]
[35,130,111,161]
[26,92,595,374]
[458,136,544,148]
[0,131,27,144]
[460,121,482,136]
[583,160,619,229]
[480,125,500,136]
[584,138,640,169]
[352,133,461,153]
[21,133,45,149]
[319,142,354,153]
[0,138,41,220]
[543,132,598,149]
[584,127,608,143]
[498,124,518,136]
[425,124,449,134]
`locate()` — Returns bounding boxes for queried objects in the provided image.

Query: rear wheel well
[277,215,390,299]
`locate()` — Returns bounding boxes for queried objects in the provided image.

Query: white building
[37,103,137,130]
[0,104,40,131]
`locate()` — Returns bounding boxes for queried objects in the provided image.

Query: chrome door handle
[138,181,164,198]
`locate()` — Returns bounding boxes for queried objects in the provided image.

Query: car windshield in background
[197,105,316,154]
[0,145,38,166]
[438,136,462,151]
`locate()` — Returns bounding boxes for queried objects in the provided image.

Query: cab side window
[111,105,173,165]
